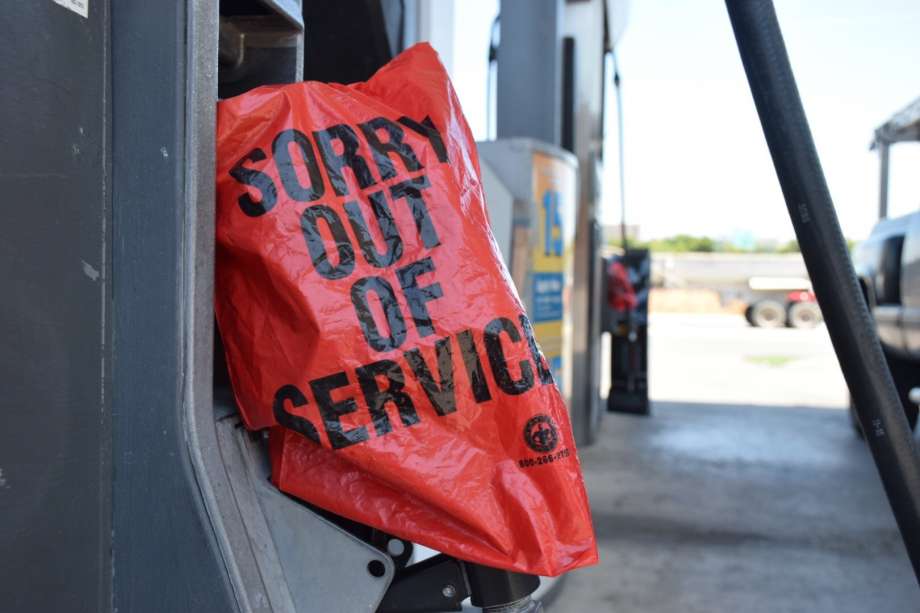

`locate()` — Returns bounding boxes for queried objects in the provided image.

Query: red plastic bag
[215,43,597,576]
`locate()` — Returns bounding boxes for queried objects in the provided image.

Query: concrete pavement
[562,315,916,612]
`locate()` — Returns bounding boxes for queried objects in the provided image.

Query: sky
[443,0,920,242]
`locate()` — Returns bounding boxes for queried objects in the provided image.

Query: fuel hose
[726,0,920,583]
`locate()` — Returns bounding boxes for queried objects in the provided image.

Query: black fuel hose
[726,0,920,583]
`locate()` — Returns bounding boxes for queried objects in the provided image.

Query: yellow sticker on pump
[530,151,576,385]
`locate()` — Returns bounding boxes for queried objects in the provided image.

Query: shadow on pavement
[557,401,916,613]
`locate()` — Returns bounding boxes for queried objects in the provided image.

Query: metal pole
[726,0,920,583]
[879,142,890,220]
[612,48,628,250]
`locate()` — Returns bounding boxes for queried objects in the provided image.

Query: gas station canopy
[873,96,920,147]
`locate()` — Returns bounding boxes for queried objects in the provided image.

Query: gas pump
[478,140,579,413]
[492,0,619,446]
[2,1,547,611]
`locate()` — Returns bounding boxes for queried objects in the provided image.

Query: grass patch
[745,355,797,368]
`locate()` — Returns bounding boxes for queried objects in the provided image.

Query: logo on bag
[524,414,559,453]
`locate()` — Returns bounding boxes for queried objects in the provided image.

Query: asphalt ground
[560,314,917,613]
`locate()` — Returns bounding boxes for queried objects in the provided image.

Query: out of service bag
[214,43,597,576]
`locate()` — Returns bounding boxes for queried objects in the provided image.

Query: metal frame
[873,98,920,147]
[0,3,113,610]
[871,97,920,220]
[186,2,399,612]
[110,1,238,609]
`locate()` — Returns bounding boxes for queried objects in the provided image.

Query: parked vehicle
[851,97,920,434]
[743,278,822,329]
[852,212,920,432]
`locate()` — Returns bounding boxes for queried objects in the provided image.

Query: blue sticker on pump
[532,272,564,323]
